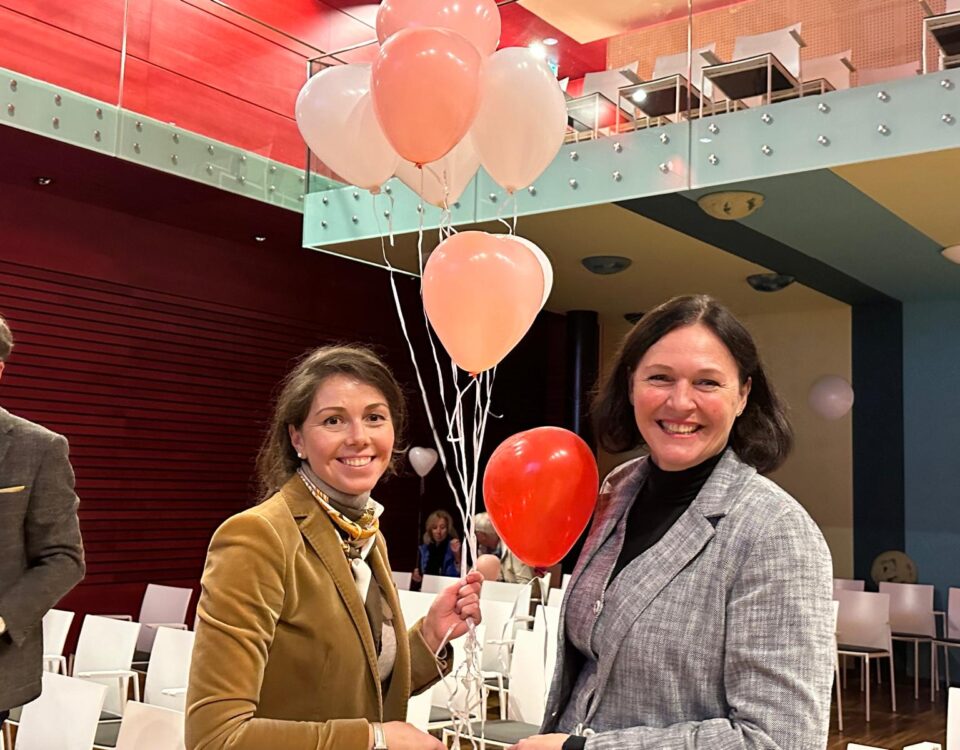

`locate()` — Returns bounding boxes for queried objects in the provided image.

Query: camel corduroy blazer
[186,475,447,750]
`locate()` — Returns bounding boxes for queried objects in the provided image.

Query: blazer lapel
[282,479,382,696]
[369,538,411,719]
[0,408,14,469]
[585,448,750,723]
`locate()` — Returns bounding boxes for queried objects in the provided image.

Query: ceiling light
[36,176,53,186]
[543,37,559,46]
[697,190,765,220]
[631,90,648,104]
[254,235,267,242]
[746,273,795,292]
[624,312,645,324]
[581,255,632,275]
[942,245,960,264]
[528,42,547,60]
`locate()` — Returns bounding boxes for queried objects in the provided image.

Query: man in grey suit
[0,314,85,724]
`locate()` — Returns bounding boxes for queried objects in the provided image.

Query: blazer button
[593,599,603,616]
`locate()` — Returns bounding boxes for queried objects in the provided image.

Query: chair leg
[866,656,872,722]
[835,660,844,732]
[915,640,920,700]
[889,654,897,712]
[931,642,936,701]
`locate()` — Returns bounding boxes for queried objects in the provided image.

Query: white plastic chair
[834,578,866,595]
[391,571,413,591]
[428,622,487,731]
[481,580,531,605]
[546,587,564,608]
[102,584,192,659]
[397,589,437,628]
[114,701,186,750]
[421,574,459,594]
[42,608,75,674]
[73,614,143,718]
[16,672,107,750]
[948,686,959,750]
[935,587,960,688]
[879,581,937,700]
[836,590,897,722]
[144,627,196,711]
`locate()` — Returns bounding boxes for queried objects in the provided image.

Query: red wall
[0,157,566,645]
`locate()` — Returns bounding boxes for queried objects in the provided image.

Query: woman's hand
[422,570,483,652]
[411,568,422,583]
[508,734,570,750]
[380,721,445,749]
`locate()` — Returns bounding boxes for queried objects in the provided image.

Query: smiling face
[429,517,449,543]
[630,322,750,472]
[288,374,395,496]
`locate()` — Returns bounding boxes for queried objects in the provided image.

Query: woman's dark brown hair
[256,344,407,499]
[592,294,792,474]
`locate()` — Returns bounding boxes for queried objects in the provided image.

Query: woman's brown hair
[592,294,793,474]
[256,345,407,499]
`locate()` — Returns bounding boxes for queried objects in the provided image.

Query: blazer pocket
[0,485,26,494]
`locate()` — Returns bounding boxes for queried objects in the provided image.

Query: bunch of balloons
[294,0,568,206]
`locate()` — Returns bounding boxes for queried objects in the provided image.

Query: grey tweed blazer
[542,448,834,749]
[0,406,85,711]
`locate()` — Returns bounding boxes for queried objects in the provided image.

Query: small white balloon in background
[808,375,854,420]
[408,446,439,477]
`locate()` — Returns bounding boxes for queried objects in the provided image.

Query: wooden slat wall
[0,177,567,647]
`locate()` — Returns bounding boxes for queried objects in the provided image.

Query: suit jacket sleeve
[0,433,84,645]
[584,506,834,750]
[185,512,370,750]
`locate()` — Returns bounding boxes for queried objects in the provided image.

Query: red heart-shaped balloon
[483,427,599,567]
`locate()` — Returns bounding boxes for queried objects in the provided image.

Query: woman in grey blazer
[512,295,834,750]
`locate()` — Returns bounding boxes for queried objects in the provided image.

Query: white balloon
[471,48,568,193]
[808,375,855,420]
[295,64,400,192]
[408,446,439,477]
[394,135,480,208]
[510,236,553,309]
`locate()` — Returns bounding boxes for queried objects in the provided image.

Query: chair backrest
[833,578,866,595]
[397,589,437,629]
[547,587,564,608]
[507,628,546,724]
[947,587,960,640]
[560,573,571,590]
[732,23,803,78]
[581,69,633,106]
[73,614,142,715]
[421,574,459,594]
[948,686,959,750]
[16,672,107,750]
[858,61,919,85]
[478,598,516,672]
[138,584,193,652]
[42,608,75,657]
[654,44,718,98]
[391,571,412,591]
[115,701,186,750]
[430,623,487,711]
[534,604,562,689]
[879,581,936,637]
[804,50,853,90]
[481,579,531,605]
[835,590,892,652]
[144,627,196,710]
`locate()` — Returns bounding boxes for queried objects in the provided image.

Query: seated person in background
[411,509,461,587]
[474,512,552,586]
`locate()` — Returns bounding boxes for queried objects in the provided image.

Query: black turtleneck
[609,450,724,583]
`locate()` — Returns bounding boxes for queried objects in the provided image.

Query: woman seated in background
[513,295,834,750]
[411,509,461,587]
[186,345,482,750]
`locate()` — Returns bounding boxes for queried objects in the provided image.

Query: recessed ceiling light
[254,235,267,242]
[942,245,960,264]
[697,190,765,220]
[543,37,559,46]
[746,273,795,292]
[36,176,53,186]
[581,255,632,275]
[528,42,547,60]
[631,90,648,104]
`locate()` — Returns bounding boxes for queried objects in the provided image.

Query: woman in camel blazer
[187,346,481,750]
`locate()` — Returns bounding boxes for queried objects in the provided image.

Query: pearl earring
[297,452,305,459]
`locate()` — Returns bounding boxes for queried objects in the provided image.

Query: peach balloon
[475,554,502,582]
[372,27,482,166]
[376,0,501,57]
[423,231,544,374]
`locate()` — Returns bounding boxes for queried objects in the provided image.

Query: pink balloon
[423,231,544,374]
[376,0,501,57]
[294,63,399,192]
[808,375,854,419]
[471,48,568,193]
[372,27,482,166]
[394,134,480,208]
